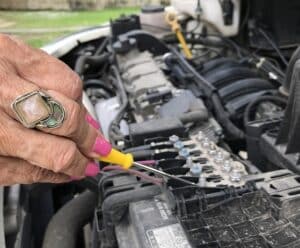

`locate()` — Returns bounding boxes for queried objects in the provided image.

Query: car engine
[4,1,300,248]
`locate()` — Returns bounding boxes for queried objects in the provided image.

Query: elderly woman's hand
[0,35,111,185]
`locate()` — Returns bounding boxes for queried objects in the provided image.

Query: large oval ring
[11,90,66,129]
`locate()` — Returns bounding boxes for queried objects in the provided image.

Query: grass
[0,7,139,47]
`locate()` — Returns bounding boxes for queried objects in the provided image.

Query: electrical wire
[136,160,156,166]
[107,66,129,144]
[95,37,110,55]
[243,95,287,126]
[258,28,288,67]
[239,0,250,31]
[103,166,163,186]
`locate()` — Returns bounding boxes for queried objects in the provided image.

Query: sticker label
[146,224,191,248]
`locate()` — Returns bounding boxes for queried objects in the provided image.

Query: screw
[190,163,202,177]
[179,148,190,158]
[230,169,242,182]
[201,137,210,150]
[222,160,232,172]
[186,157,194,167]
[214,151,224,164]
[197,131,205,141]
[208,142,217,156]
[169,135,179,143]
[174,141,184,150]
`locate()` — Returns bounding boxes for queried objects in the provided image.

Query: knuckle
[65,103,81,136]
[68,73,83,100]
[31,167,46,183]
[54,143,77,173]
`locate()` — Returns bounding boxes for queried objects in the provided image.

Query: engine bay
[4,1,300,248]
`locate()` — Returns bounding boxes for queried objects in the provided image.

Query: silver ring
[11,90,65,129]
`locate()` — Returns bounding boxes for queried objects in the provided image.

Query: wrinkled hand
[0,34,111,185]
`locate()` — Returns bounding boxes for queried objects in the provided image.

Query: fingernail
[86,114,100,130]
[85,162,100,177]
[92,136,112,156]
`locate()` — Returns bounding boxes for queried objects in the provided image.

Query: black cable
[212,94,245,140]
[108,66,128,144]
[258,28,288,66]
[169,46,216,96]
[42,191,97,248]
[239,0,250,31]
[169,47,245,140]
[243,95,287,126]
[83,79,115,96]
[74,53,111,76]
[95,37,110,55]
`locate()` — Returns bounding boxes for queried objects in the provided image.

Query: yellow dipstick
[166,12,193,59]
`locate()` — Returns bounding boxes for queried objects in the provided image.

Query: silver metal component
[169,135,180,143]
[189,134,248,187]
[199,176,207,187]
[222,160,232,173]
[174,141,184,150]
[197,131,205,141]
[208,142,217,156]
[179,148,190,158]
[186,157,194,168]
[214,151,224,164]
[190,163,202,177]
[132,162,203,188]
[201,137,210,150]
[230,169,242,182]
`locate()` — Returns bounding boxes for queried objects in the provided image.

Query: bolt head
[222,160,232,172]
[179,148,190,158]
[197,131,205,141]
[214,151,224,164]
[174,141,184,149]
[230,169,241,182]
[190,163,202,177]
[169,135,179,143]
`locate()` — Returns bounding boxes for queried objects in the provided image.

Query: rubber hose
[243,95,287,125]
[95,37,109,55]
[108,66,128,144]
[42,191,97,248]
[84,79,115,95]
[201,58,238,75]
[204,67,258,88]
[283,46,300,95]
[211,93,245,140]
[169,47,216,96]
[218,78,273,103]
[179,110,209,123]
[75,53,110,76]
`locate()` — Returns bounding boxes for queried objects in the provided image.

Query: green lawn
[0,7,139,47]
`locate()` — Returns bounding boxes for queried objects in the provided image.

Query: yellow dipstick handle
[176,31,193,59]
[99,149,134,170]
[166,12,193,59]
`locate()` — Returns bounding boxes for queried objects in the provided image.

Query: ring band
[12,90,65,129]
